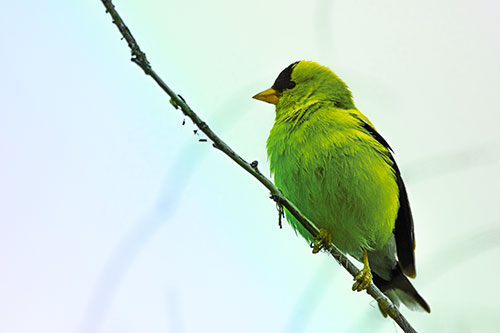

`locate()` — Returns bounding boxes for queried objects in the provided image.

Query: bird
[252,60,430,314]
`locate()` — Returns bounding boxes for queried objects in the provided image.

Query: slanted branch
[99,1,418,332]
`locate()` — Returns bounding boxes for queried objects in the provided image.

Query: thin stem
[99,1,417,332]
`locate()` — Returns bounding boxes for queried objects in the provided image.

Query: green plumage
[261,61,430,313]
[267,61,398,258]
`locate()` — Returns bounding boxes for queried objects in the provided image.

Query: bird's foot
[352,248,372,292]
[352,266,372,292]
[311,228,332,254]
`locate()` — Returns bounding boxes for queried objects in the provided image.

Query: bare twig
[99,1,418,332]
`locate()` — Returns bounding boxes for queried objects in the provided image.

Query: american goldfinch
[253,61,430,313]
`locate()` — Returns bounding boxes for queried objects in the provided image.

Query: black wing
[359,120,416,278]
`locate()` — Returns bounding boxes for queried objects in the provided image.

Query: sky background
[1,0,500,332]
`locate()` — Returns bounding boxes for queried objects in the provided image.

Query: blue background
[1,1,499,332]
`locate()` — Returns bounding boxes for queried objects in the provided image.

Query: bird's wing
[357,118,417,278]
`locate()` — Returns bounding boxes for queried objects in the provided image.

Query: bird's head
[253,60,355,112]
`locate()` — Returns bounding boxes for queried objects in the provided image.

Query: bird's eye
[288,81,296,89]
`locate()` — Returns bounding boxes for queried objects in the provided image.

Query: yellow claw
[352,248,372,292]
[311,228,332,254]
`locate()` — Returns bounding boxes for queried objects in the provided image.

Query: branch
[99,1,417,332]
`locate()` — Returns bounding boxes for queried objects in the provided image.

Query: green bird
[253,60,430,314]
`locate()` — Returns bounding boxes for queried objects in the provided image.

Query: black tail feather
[373,265,430,313]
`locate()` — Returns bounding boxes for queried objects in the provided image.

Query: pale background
[1,0,499,332]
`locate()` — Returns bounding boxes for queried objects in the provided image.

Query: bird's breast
[266,115,399,255]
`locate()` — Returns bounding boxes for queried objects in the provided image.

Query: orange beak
[252,88,280,105]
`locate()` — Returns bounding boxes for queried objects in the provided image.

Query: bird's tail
[372,265,431,314]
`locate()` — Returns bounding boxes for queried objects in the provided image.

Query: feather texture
[263,60,429,312]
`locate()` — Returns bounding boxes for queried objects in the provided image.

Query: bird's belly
[274,147,399,258]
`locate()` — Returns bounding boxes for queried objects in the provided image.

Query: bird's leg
[311,228,332,254]
[352,248,372,292]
